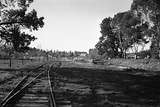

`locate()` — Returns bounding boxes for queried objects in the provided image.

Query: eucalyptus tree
[131,0,160,58]
[112,11,149,58]
[96,10,149,59]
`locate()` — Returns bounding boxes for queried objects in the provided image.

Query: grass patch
[104,58,160,71]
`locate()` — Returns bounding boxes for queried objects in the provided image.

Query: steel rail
[48,66,57,107]
[0,75,29,106]
[0,63,46,106]
[1,68,46,107]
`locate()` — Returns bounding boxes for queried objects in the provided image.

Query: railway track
[0,62,72,107]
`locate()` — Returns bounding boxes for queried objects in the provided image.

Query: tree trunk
[118,29,124,58]
[9,58,11,68]
[123,50,127,59]
[9,52,12,68]
[135,53,138,59]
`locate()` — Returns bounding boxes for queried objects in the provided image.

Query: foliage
[0,0,44,53]
[95,0,160,59]
[89,48,101,59]
[96,17,121,58]
[131,0,160,58]
[137,50,151,59]
[96,11,149,58]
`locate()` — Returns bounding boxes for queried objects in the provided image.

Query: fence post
[22,59,24,65]
[9,58,11,68]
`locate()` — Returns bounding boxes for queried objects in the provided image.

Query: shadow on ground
[53,67,160,107]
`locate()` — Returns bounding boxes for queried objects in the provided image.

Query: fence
[0,58,48,68]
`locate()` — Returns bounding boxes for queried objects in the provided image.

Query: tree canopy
[131,0,160,58]
[95,0,159,59]
[0,0,44,52]
[96,17,120,58]
[96,10,149,59]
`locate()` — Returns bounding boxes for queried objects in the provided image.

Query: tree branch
[0,21,23,26]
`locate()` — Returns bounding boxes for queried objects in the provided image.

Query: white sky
[30,0,132,52]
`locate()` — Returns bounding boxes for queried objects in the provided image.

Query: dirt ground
[0,61,45,103]
[103,58,160,71]
[52,62,160,107]
[1,61,160,107]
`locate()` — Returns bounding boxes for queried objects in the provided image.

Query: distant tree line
[96,0,160,59]
[50,50,87,58]
[0,47,46,59]
[0,46,88,59]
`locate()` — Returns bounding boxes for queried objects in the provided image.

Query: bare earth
[1,61,160,107]
[53,61,160,107]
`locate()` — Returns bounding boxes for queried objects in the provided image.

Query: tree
[112,12,133,58]
[0,0,44,67]
[89,49,101,59]
[96,17,121,58]
[0,0,44,52]
[113,11,149,58]
[96,10,150,59]
[131,0,160,58]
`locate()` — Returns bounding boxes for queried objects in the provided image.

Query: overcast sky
[30,0,132,52]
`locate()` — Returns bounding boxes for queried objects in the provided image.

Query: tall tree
[113,11,149,58]
[0,0,44,52]
[131,0,160,58]
[96,17,121,58]
[96,11,149,59]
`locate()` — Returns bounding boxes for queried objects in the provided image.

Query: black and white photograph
[0,0,160,107]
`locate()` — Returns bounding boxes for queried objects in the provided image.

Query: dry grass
[0,59,45,70]
[0,59,46,100]
[105,58,160,71]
